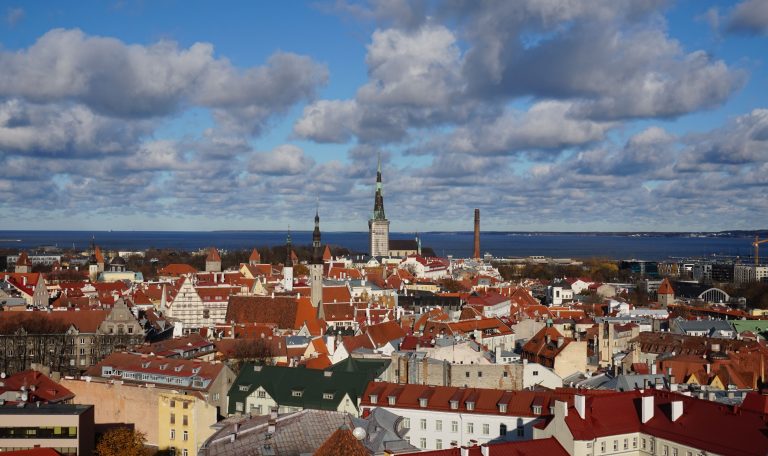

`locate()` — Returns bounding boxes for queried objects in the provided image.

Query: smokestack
[473,208,480,259]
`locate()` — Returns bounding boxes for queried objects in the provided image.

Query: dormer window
[292,389,304,398]
[369,394,378,403]
[450,400,459,410]
[174,366,183,372]
[419,398,428,408]
[192,367,201,375]
[141,362,151,368]
[323,392,335,400]
[532,405,542,414]
[160,364,168,370]
[499,403,507,413]
[466,401,475,411]
[388,395,396,405]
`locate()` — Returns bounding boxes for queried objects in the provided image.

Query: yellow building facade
[158,392,217,456]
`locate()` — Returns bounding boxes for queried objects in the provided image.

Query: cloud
[725,0,768,35]
[250,144,315,176]
[5,7,24,26]
[0,29,327,129]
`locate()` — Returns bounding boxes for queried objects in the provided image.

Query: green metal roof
[227,364,374,415]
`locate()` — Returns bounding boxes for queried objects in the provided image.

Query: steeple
[373,153,386,221]
[285,228,293,268]
[312,203,323,265]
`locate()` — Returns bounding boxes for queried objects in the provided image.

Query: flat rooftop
[0,403,93,415]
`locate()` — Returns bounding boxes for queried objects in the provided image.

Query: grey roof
[200,409,353,456]
[351,407,417,454]
[676,319,734,333]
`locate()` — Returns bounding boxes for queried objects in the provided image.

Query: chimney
[651,363,657,375]
[480,445,490,456]
[557,337,564,348]
[574,394,586,419]
[641,394,654,423]
[461,447,470,456]
[671,400,683,422]
[473,209,480,260]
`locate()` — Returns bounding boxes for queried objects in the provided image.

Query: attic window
[466,401,475,411]
[450,400,459,410]
[174,366,183,372]
[369,394,378,403]
[419,398,428,408]
[532,405,542,414]
[292,389,304,398]
[323,392,335,400]
[141,362,151,369]
[238,385,250,392]
[388,395,396,405]
[498,403,507,413]
[160,364,168,370]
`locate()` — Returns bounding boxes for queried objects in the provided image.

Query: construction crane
[753,235,768,266]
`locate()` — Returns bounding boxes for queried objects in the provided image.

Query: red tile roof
[658,278,674,295]
[362,382,575,418]
[399,438,568,456]
[16,251,31,267]
[557,389,768,455]
[365,320,406,347]
[249,248,261,263]
[0,370,74,403]
[225,295,301,329]
[206,247,221,262]
[158,263,198,276]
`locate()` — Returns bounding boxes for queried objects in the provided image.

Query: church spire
[285,227,293,267]
[373,153,386,220]
[312,202,323,265]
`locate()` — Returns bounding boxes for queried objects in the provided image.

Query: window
[532,371,539,376]
[419,398,428,408]
[257,390,266,398]
[532,405,542,414]
[642,439,646,450]
[465,372,470,378]
[478,371,483,377]
[435,420,442,431]
[170,414,175,425]
[451,421,458,433]
[182,450,188,456]
[203,309,210,319]
[292,390,303,397]
[402,418,410,429]
[503,371,508,378]
[673,449,678,456]
[436,440,443,450]
[613,440,618,451]
[500,423,507,436]
[388,395,396,405]
[624,439,628,450]
[183,431,188,441]
[420,438,427,449]
[420,419,427,430]
[633,437,637,448]
[323,392,335,400]
[183,402,189,409]
[183,415,188,426]
[466,401,475,411]
[499,403,507,413]
[213,393,220,401]
[663,445,669,456]
[482,424,489,435]
[236,402,244,412]
[170,429,175,440]
[601,442,606,453]
[170,400,176,408]
[128,326,134,334]
[466,423,474,434]
[450,400,459,410]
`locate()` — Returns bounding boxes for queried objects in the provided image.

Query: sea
[0,231,757,261]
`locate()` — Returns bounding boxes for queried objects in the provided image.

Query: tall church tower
[88,237,99,282]
[310,207,325,319]
[368,154,390,257]
[283,231,294,292]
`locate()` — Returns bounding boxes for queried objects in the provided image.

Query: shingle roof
[226,295,300,329]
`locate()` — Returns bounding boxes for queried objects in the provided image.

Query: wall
[60,379,162,447]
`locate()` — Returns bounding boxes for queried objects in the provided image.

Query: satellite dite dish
[20,392,28,402]
[352,427,367,440]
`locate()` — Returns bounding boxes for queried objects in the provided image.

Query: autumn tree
[95,427,148,456]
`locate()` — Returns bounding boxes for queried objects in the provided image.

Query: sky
[1,0,767,232]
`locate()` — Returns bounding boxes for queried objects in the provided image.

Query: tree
[95,427,148,456]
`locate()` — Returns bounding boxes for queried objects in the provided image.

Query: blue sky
[1,0,767,232]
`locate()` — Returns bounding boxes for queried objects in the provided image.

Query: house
[226,364,373,417]
[670,318,736,339]
[157,391,218,456]
[534,389,768,456]
[360,382,576,450]
[521,326,588,378]
[84,352,235,415]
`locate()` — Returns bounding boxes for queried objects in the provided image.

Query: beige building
[0,403,94,456]
[158,392,218,456]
